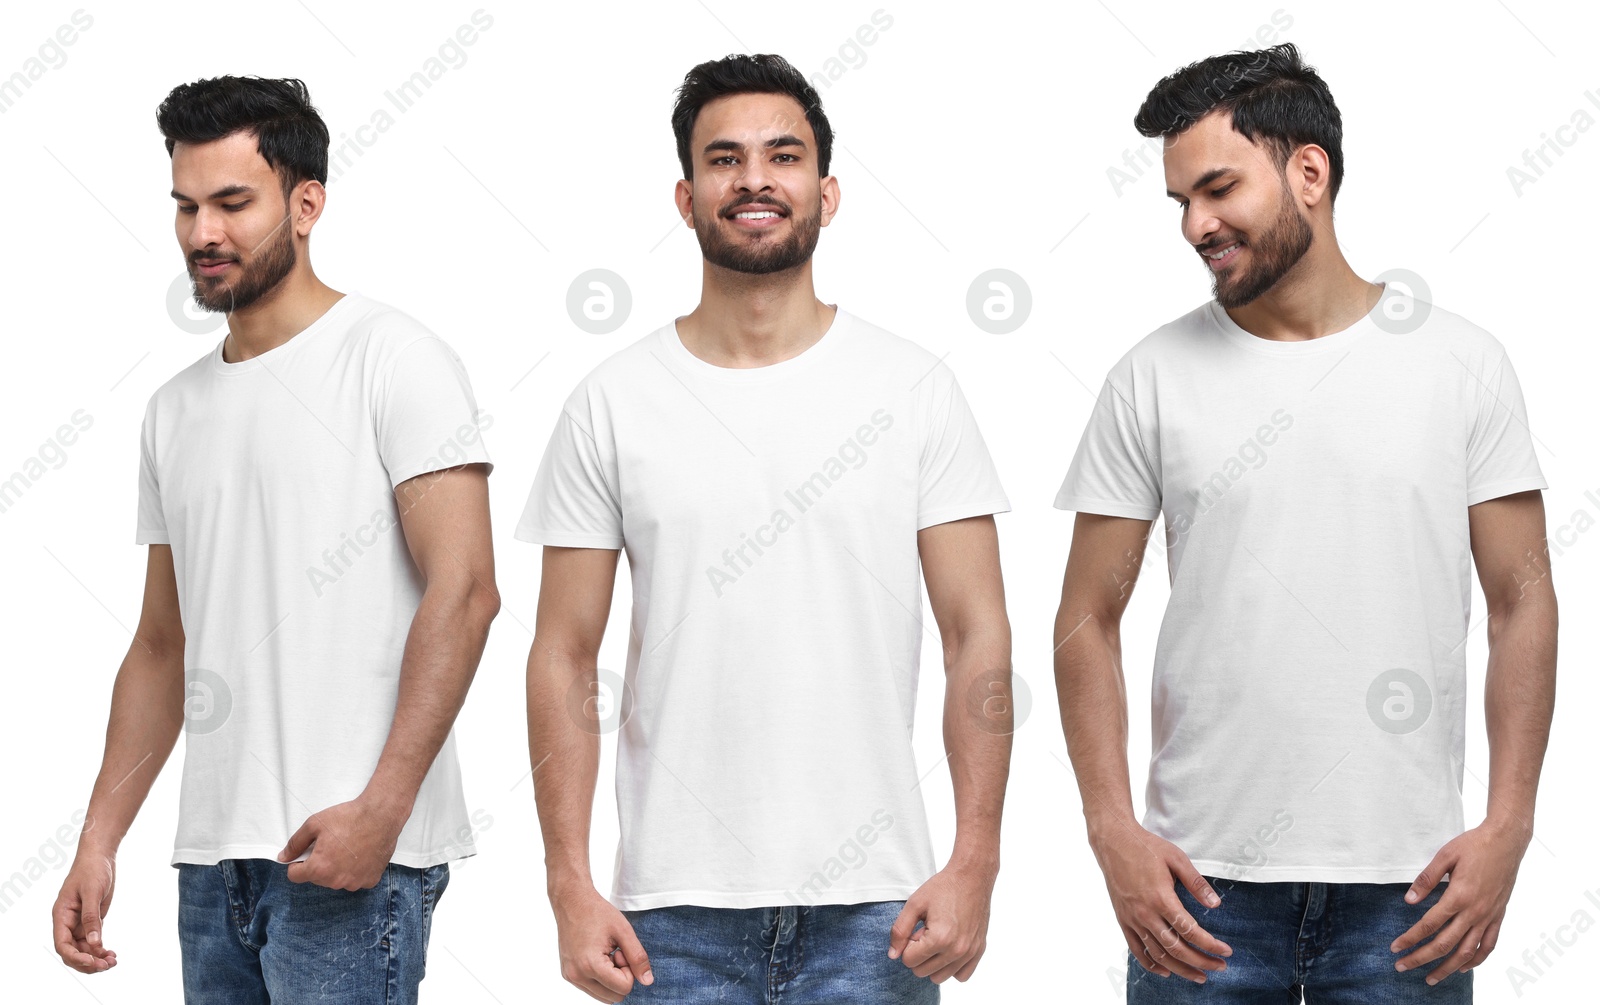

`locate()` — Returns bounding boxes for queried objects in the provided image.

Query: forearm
[1055,609,1137,844]
[528,639,603,899]
[941,624,1011,874]
[364,579,497,816]
[79,636,186,857]
[1482,594,1557,836]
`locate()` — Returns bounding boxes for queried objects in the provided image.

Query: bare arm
[1470,489,1557,839]
[1055,513,1150,845]
[530,545,653,1000]
[1390,489,1557,982]
[54,543,186,973]
[1054,512,1230,983]
[528,545,618,900]
[888,514,1011,984]
[280,463,500,885]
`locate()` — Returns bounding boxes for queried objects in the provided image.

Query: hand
[1391,818,1531,985]
[551,883,654,1002]
[1091,821,1232,983]
[277,793,410,890]
[887,860,997,984]
[52,848,119,974]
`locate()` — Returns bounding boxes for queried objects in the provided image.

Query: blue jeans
[621,900,939,1003]
[176,859,449,1004]
[1128,876,1471,1002]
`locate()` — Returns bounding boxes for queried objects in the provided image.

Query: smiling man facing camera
[519,53,1014,1004]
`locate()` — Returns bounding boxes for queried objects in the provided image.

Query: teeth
[734,211,779,219]
[1207,243,1241,260]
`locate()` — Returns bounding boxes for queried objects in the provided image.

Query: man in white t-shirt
[51,76,499,1004]
[519,54,1013,1003]
[1054,44,1557,1003]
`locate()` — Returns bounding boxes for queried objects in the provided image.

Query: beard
[188,214,297,313]
[1209,183,1314,309]
[694,196,821,275]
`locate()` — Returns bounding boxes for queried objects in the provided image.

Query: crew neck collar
[211,291,360,374]
[657,305,849,383]
[1208,282,1390,356]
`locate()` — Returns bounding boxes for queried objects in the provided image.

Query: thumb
[887,897,924,960]
[614,922,654,986]
[1172,857,1221,909]
[279,818,317,862]
[1405,854,1449,904]
[81,904,105,948]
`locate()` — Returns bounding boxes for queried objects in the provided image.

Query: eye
[773,153,798,163]
[177,205,197,214]
[1211,183,1236,197]
[223,201,250,211]
[711,155,737,167]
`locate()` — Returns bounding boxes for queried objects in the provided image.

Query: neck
[676,258,835,367]
[1224,237,1383,342]
[221,268,344,364]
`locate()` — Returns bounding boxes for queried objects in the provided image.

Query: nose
[734,153,773,195]
[1183,203,1222,251]
[187,205,227,255]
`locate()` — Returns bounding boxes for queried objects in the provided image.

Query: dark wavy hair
[1134,43,1344,204]
[156,76,330,204]
[671,54,833,181]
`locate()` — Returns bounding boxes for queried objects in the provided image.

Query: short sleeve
[514,386,624,549]
[375,336,494,489]
[135,405,169,545]
[916,370,1010,530]
[1054,371,1161,520]
[1465,348,1547,506]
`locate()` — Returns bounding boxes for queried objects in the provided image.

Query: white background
[1,0,1595,1001]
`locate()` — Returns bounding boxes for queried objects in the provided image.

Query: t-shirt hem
[611,883,920,911]
[513,525,624,549]
[170,843,477,869]
[915,498,1011,531]
[1465,475,1548,507]
[135,531,170,545]
[1187,859,1427,885]
[1053,494,1161,520]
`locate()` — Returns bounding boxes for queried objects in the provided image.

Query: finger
[612,924,654,987]
[899,923,941,971]
[1122,924,1172,978]
[77,903,110,958]
[53,908,106,973]
[1142,926,1210,983]
[1173,863,1222,909]
[1396,916,1469,972]
[577,974,628,1004]
[1424,923,1484,986]
[284,855,318,885]
[1391,898,1454,953]
[587,949,635,996]
[279,819,316,862]
[887,900,924,960]
[928,945,979,984]
[1462,919,1501,972]
[1156,905,1231,968]
[1404,858,1449,905]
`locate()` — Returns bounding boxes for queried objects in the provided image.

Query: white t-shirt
[515,308,1011,910]
[136,291,493,868]
[1055,286,1548,883]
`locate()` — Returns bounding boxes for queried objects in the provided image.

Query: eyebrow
[701,134,809,157]
[1166,168,1235,199]
[171,184,257,202]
